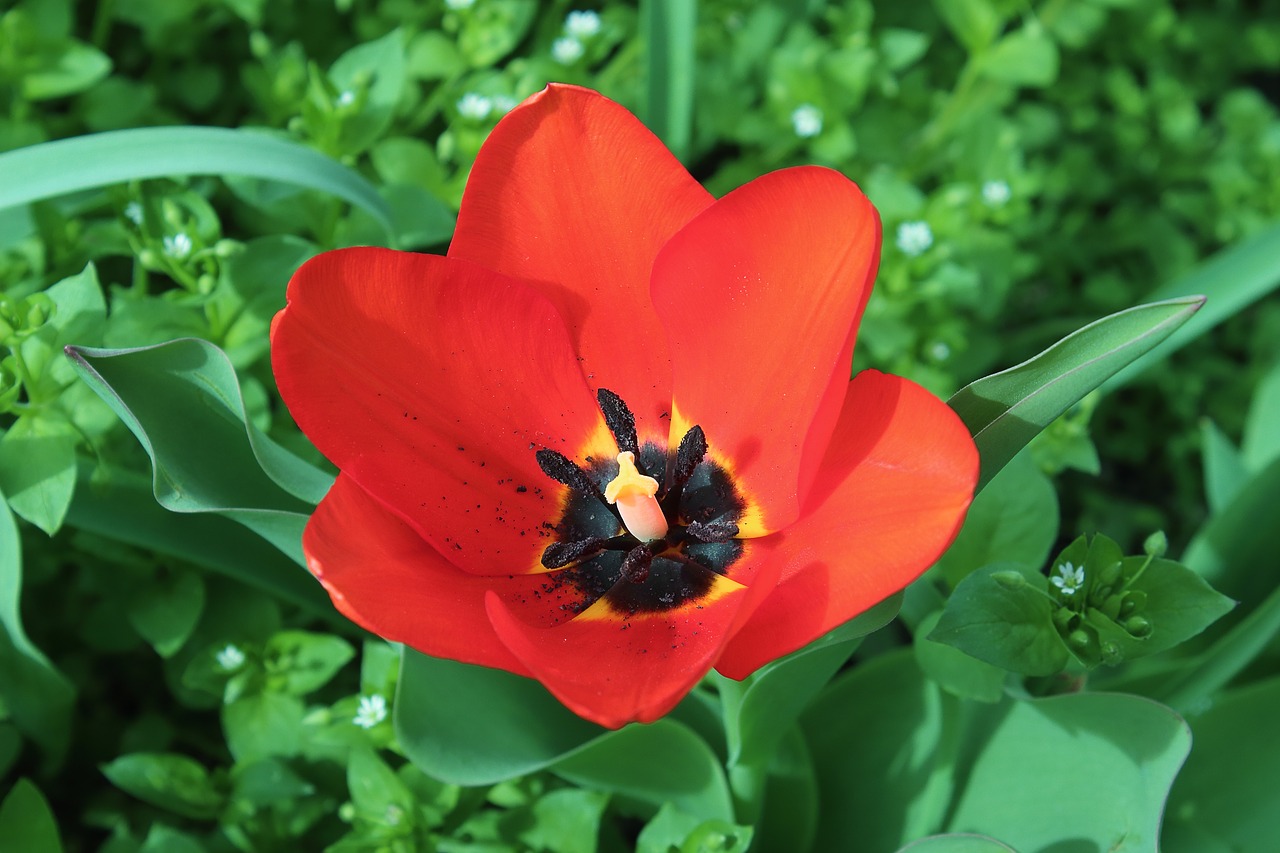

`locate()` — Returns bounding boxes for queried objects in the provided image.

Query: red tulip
[271,85,978,729]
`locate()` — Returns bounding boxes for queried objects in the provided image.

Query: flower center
[531,388,746,616]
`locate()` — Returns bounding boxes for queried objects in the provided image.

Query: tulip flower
[272,84,978,728]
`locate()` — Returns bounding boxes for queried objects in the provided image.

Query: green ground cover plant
[2,0,1279,850]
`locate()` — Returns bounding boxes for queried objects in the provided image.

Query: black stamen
[535,448,603,498]
[597,388,638,455]
[541,537,607,568]
[685,519,739,543]
[672,425,707,489]
[620,542,657,584]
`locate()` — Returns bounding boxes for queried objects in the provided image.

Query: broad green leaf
[637,802,754,853]
[20,263,107,395]
[67,340,334,562]
[127,569,205,658]
[929,563,1068,676]
[913,611,1006,702]
[0,779,63,853]
[512,789,610,853]
[101,753,225,820]
[139,825,204,853]
[347,746,414,823]
[0,127,392,235]
[643,0,697,161]
[0,415,78,534]
[930,0,1002,53]
[754,727,817,853]
[949,296,1203,490]
[222,691,306,762]
[0,485,74,763]
[1184,455,1280,604]
[726,594,901,768]
[1105,221,1280,390]
[1200,419,1248,514]
[395,650,605,785]
[1163,676,1280,852]
[946,693,1190,851]
[1242,356,1280,472]
[934,450,1058,585]
[328,29,407,156]
[554,719,733,823]
[22,39,111,100]
[802,650,950,849]
[231,758,315,807]
[897,836,1017,853]
[264,630,355,695]
[978,28,1059,87]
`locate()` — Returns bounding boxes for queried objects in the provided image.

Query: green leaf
[231,758,315,807]
[929,563,1069,676]
[930,0,1002,53]
[726,594,901,768]
[1200,419,1249,515]
[20,263,107,395]
[264,630,355,695]
[1093,555,1235,661]
[0,127,392,235]
[101,753,225,820]
[347,746,414,824]
[395,650,605,786]
[946,693,1191,851]
[222,691,306,763]
[897,836,1017,853]
[139,825,204,853]
[0,415,78,534]
[934,450,1058,585]
[67,340,334,562]
[642,0,697,161]
[328,29,407,156]
[0,484,74,764]
[1105,222,1280,390]
[127,569,205,658]
[554,719,733,823]
[1163,676,1280,852]
[1242,356,1280,473]
[753,727,816,853]
[1184,455,1280,604]
[511,788,610,853]
[949,296,1203,490]
[802,650,951,849]
[978,28,1060,87]
[22,39,111,100]
[0,779,63,853]
[637,802,754,853]
[914,611,1006,702]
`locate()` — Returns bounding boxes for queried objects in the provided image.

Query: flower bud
[1144,531,1168,558]
[991,570,1025,590]
[1098,560,1123,588]
[1068,629,1092,651]
[1101,641,1123,665]
[1124,616,1152,637]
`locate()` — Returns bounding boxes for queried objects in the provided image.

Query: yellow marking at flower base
[668,403,768,538]
[572,570,747,622]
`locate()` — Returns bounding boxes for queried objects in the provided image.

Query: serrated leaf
[949,296,1203,490]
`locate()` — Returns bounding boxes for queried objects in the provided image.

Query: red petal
[448,84,714,428]
[486,539,781,729]
[651,166,881,535]
[273,247,606,576]
[715,371,978,679]
[304,474,547,676]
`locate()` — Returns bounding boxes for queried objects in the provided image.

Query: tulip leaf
[0,127,393,235]
[802,650,951,849]
[554,718,734,823]
[928,563,1069,677]
[395,650,605,786]
[949,295,1204,490]
[1184,454,1280,606]
[0,779,63,853]
[1163,675,1280,852]
[896,836,1017,853]
[753,728,818,853]
[642,0,696,161]
[946,692,1191,851]
[66,339,334,564]
[1200,419,1249,515]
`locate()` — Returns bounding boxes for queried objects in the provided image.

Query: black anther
[672,425,707,491]
[597,388,638,456]
[535,448,603,498]
[541,537,607,568]
[685,519,739,543]
[620,543,657,584]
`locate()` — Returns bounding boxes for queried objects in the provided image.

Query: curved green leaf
[949,296,1204,490]
[897,835,1017,853]
[642,0,697,161]
[0,780,63,853]
[0,127,392,234]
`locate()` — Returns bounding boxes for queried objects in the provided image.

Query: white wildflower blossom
[492,94,518,114]
[456,92,493,120]
[552,36,585,65]
[982,180,1011,207]
[123,202,144,225]
[335,90,356,107]
[215,644,245,672]
[1051,562,1086,596]
[163,233,193,259]
[790,104,823,138]
[445,0,475,9]
[929,341,952,362]
[564,10,602,39]
[895,221,933,257]
[354,693,388,729]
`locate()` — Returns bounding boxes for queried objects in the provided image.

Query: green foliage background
[1,0,1279,850]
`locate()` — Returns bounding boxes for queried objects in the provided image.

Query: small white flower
[982,180,1011,207]
[552,36,585,65]
[895,221,933,257]
[163,233,193,259]
[444,0,474,9]
[123,202,144,225]
[1051,562,1086,596]
[456,92,493,120]
[564,10,602,39]
[790,104,823,138]
[215,644,245,672]
[335,90,356,107]
[354,693,388,729]
[928,341,951,362]
[492,95,518,114]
